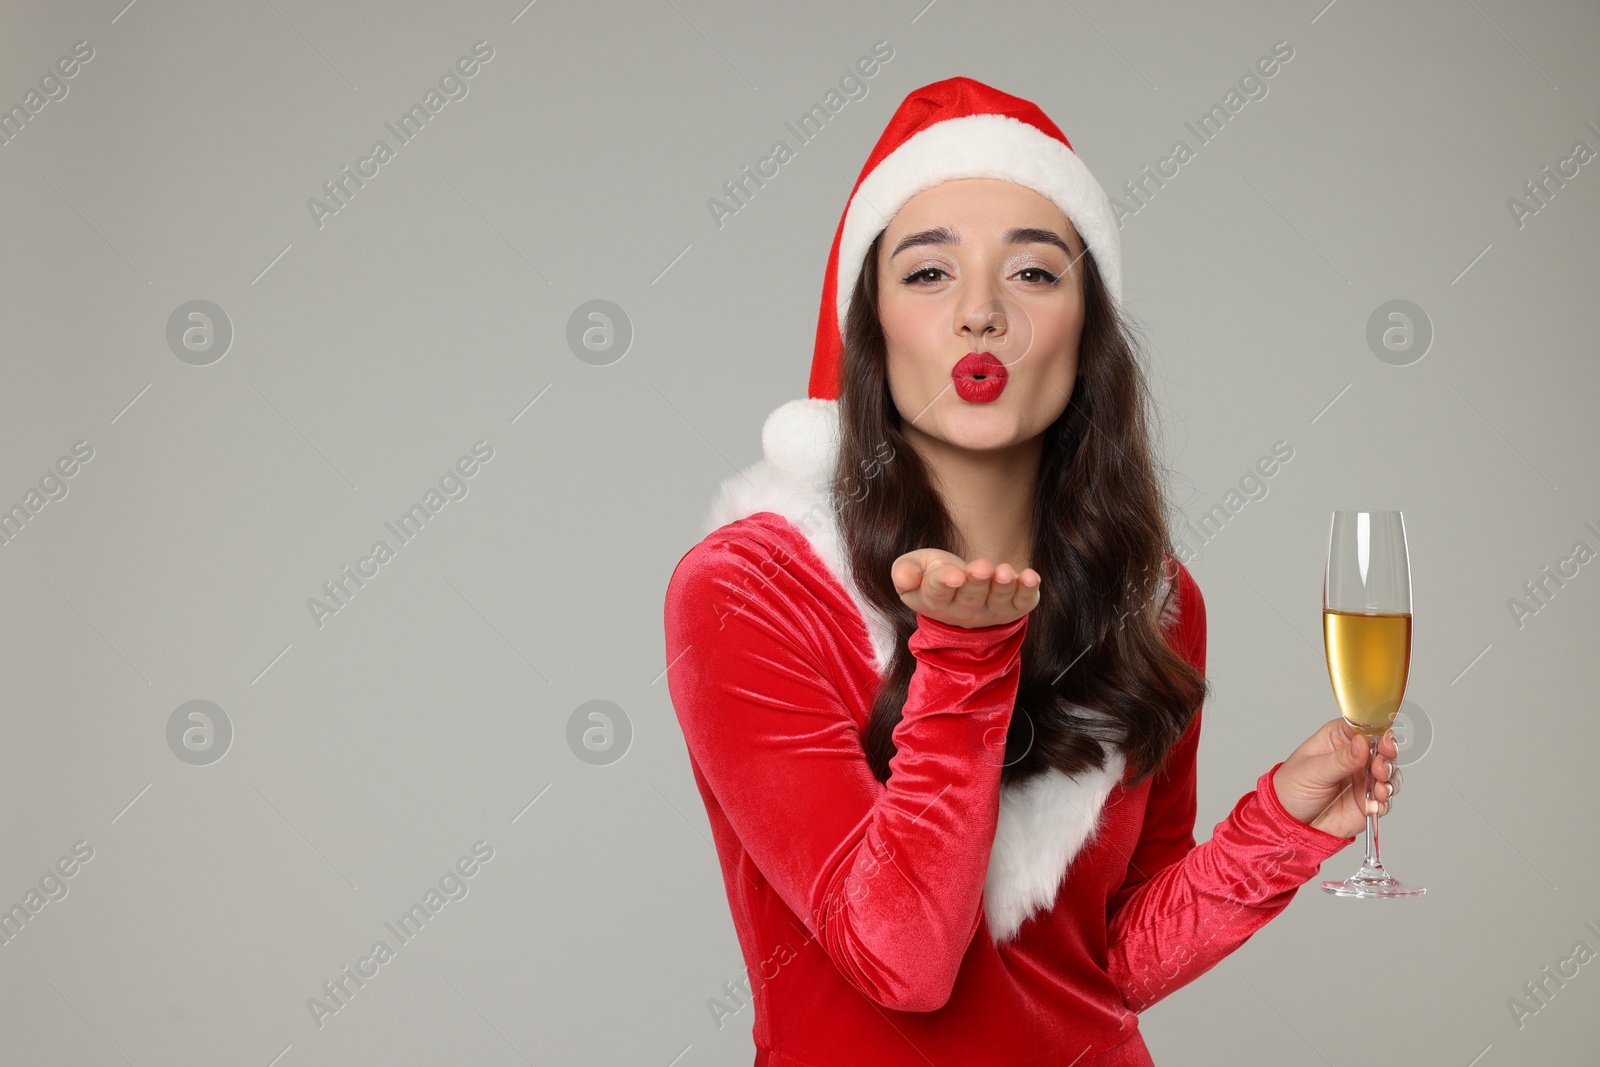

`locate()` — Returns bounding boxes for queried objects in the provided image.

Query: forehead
[882,178,1077,249]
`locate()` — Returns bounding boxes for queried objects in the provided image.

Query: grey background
[1,0,1595,1064]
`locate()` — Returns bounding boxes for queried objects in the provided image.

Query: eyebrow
[889,226,1075,259]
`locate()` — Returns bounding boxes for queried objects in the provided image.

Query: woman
[663,77,1400,1066]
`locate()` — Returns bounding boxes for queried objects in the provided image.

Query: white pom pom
[762,398,839,482]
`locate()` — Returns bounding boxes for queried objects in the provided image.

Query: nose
[959,290,1008,345]
[958,280,1035,363]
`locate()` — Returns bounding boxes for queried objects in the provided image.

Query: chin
[929,406,1027,451]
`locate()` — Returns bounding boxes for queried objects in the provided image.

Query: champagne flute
[1319,510,1426,898]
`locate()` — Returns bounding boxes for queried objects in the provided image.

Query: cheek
[1026,305,1084,375]
[1013,306,1084,426]
[878,292,934,348]
[878,297,944,380]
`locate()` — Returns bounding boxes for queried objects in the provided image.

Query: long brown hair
[834,230,1207,789]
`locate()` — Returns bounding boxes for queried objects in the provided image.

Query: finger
[1298,717,1359,762]
[1336,719,1372,757]
[991,562,1017,607]
[1341,736,1382,815]
[1351,730,1371,764]
[991,563,1030,612]
[892,556,925,595]
[1361,738,1396,813]
[1018,567,1042,593]
[1320,730,1369,786]
[953,559,995,610]
[1356,762,1393,815]
[1011,567,1042,613]
[1368,747,1396,807]
[922,559,966,607]
[1352,769,1380,816]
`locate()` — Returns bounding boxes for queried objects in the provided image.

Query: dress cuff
[912,611,1029,641]
[1258,760,1359,859]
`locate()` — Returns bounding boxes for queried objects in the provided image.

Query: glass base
[1320,865,1426,898]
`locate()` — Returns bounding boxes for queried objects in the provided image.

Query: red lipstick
[951,351,1008,403]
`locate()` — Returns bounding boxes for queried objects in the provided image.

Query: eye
[901,266,948,286]
[900,264,1063,286]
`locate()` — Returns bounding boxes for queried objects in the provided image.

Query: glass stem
[1362,729,1384,873]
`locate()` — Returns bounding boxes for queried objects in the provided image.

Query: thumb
[1346,730,1373,767]
[892,555,925,594]
[1315,730,1369,785]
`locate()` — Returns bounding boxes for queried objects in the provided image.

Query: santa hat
[808,76,1122,401]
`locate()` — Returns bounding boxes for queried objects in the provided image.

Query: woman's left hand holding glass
[1271,718,1402,839]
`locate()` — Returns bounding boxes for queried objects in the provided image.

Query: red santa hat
[808,76,1122,401]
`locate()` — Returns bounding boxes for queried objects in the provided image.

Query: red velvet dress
[663,405,1356,1066]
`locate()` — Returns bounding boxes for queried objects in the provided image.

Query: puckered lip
[952,351,1007,379]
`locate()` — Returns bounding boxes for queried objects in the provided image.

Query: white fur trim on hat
[835,113,1122,333]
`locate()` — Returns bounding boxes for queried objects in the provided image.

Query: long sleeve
[664,532,1027,1012]
[1103,564,1357,1012]
[1106,762,1358,1011]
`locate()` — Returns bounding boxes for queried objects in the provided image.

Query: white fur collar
[701,398,1174,944]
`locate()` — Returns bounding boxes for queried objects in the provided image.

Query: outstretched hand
[891,549,1041,630]
[1271,717,1402,840]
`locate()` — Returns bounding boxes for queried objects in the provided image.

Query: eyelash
[900,265,1061,287]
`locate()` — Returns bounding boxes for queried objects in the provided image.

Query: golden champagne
[1322,609,1411,735]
